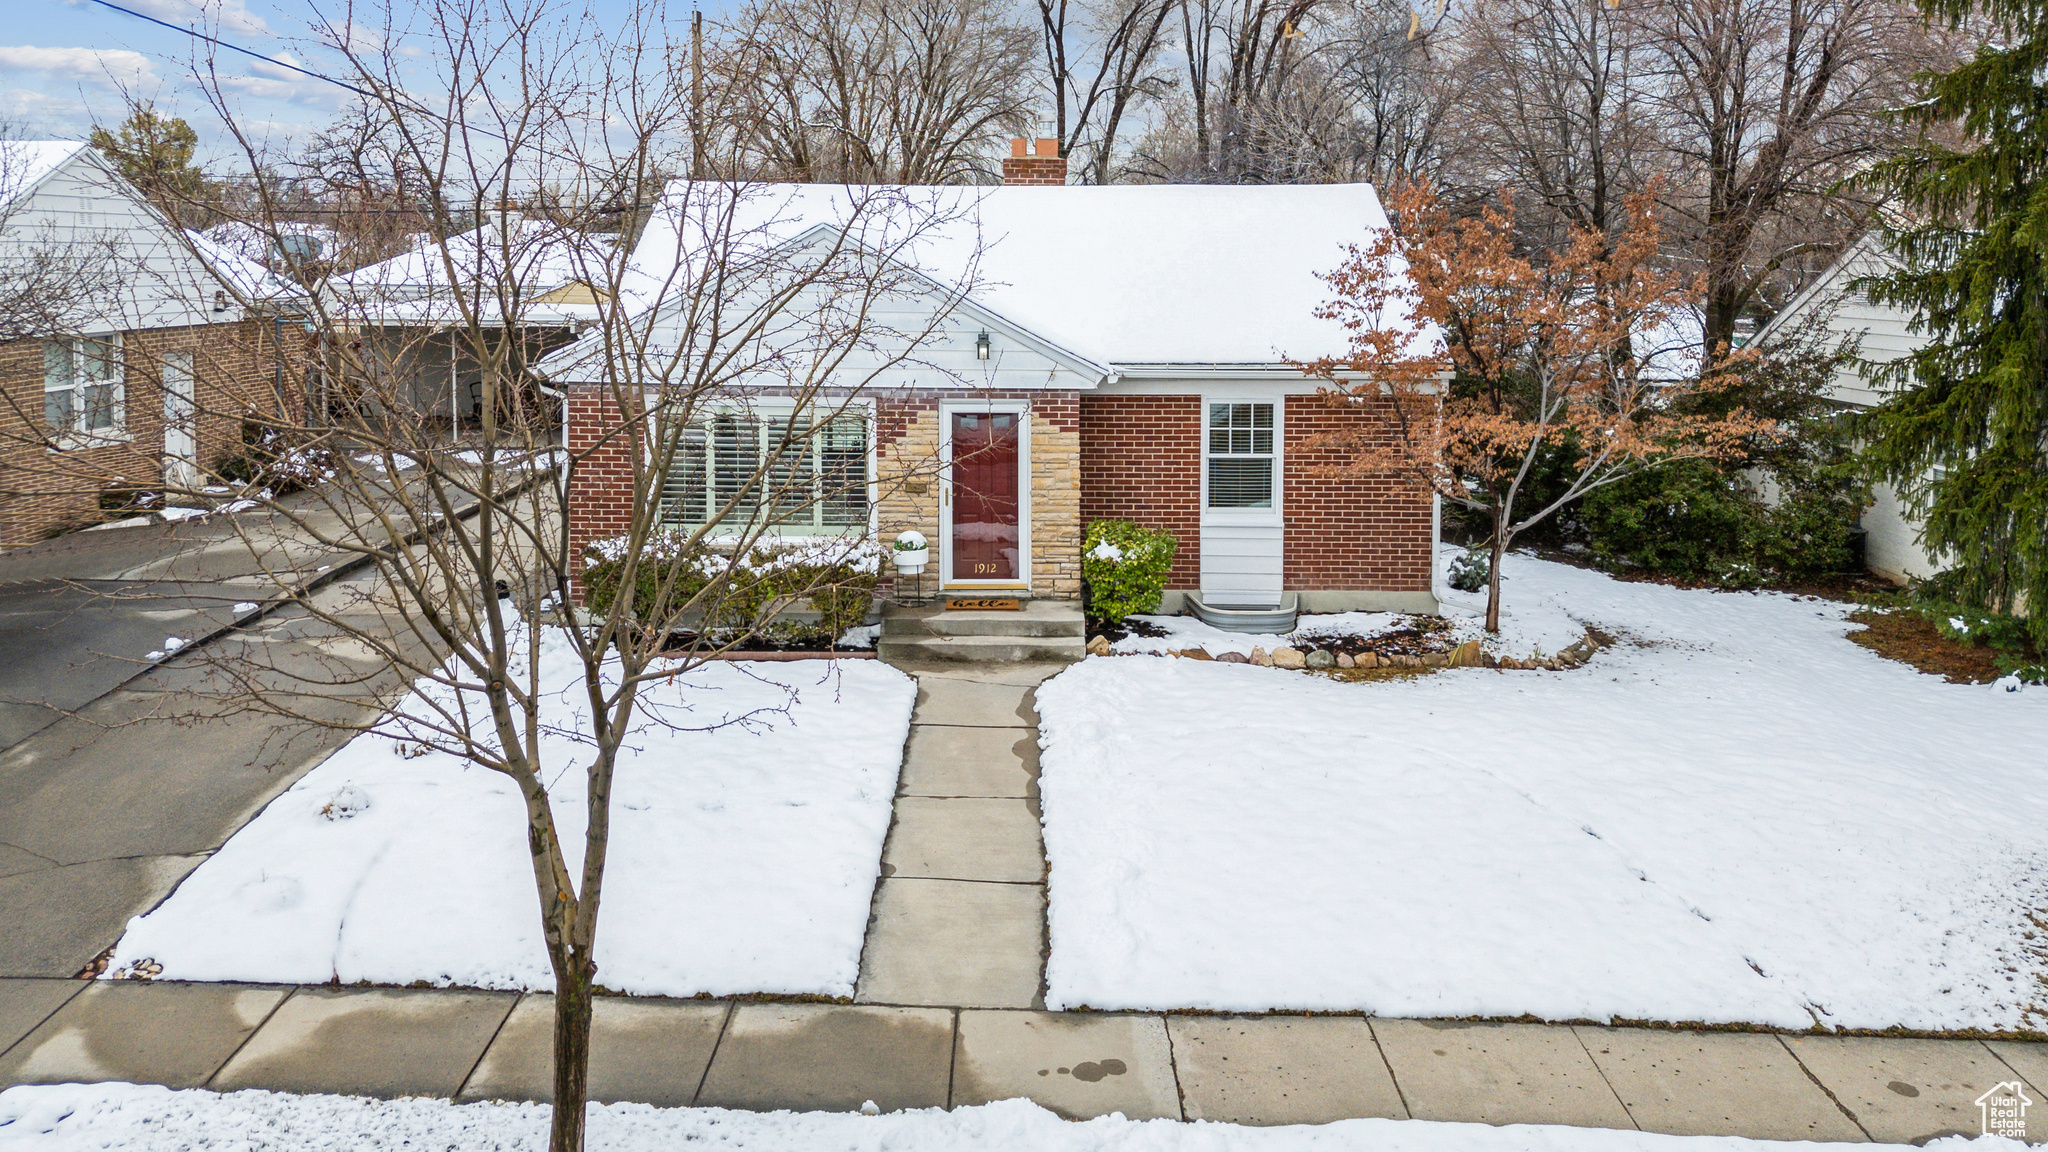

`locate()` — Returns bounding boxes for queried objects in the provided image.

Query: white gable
[1758,235,1926,409]
[0,141,276,333]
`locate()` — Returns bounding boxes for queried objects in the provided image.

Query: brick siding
[1078,394,1202,589]
[1281,392,1433,592]
[0,319,285,547]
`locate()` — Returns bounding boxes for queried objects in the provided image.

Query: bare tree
[1036,0,1179,182]
[715,0,1037,183]
[1642,0,1942,352]
[1455,0,1664,240]
[49,4,985,1151]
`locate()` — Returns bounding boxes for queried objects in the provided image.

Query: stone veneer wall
[874,390,1081,601]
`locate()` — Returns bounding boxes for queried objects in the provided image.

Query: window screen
[1207,402,1274,509]
[660,411,869,531]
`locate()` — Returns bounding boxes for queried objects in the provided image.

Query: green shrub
[1081,519,1177,622]
[1581,460,1761,579]
[1448,546,1491,593]
[584,534,881,637]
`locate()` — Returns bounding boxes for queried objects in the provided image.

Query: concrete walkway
[1,976,2042,1144]
[856,665,1058,1009]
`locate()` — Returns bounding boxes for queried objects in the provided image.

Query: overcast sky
[3,0,722,163]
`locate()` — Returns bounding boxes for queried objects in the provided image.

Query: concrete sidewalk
[0,977,2041,1144]
[5,652,2043,1146]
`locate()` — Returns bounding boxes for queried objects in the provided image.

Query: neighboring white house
[1754,234,1942,584]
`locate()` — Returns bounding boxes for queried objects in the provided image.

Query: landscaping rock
[1086,636,1112,657]
[1215,651,1248,664]
[1272,647,1307,669]
[1449,640,1483,668]
[1356,652,1380,669]
[1176,648,1214,661]
[1422,652,1449,668]
[1306,649,1335,669]
[1336,652,1355,669]
[1251,647,1273,667]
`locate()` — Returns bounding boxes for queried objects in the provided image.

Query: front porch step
[878,600,1086,663]
[877,634,1086,664]
[881,600,1085,640]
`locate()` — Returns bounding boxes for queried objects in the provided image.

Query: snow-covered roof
[592,181,1433,374]
[183,229,304,303]
[0,140,89,209]
[330,217,610,327]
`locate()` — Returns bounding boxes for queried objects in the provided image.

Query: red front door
[950,412,1021,582]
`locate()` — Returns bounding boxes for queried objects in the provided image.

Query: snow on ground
[1038,550,2048,1030]
[105,631,914,998]
[1109,547,1584,659]
[0,1084,2012,1152]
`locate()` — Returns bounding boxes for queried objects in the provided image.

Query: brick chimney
[1002,137,1066,186]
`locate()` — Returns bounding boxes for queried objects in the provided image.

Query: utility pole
[691,9,706,180]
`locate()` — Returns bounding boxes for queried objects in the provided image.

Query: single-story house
[1753,234,1941,584]
[543,144,1440,614]
[0,141,302,545]
[327,217,605,431]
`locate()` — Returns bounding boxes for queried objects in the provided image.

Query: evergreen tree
[1858,0,2048,640]
[89,103,218,216]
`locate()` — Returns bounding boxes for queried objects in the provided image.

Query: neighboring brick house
[545,141,1439,614]
[0,142,300,545]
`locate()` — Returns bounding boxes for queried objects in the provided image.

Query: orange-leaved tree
[1298,180,1772,633]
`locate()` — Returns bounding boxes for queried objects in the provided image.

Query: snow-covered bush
[1448,546,1491,592]
[583,533,882,634]
[214,422,335,495]
[1081,519,1177,622]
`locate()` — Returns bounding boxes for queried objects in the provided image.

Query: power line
[87,0,382,103]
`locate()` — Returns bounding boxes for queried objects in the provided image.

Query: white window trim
[648,397,877,538]
[938,398,1033,590]
[43,332,132,451]
[1200,397,1283,526]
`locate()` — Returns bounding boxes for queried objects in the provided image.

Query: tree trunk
[549,949,595,1152]
[1485,513,1507,635]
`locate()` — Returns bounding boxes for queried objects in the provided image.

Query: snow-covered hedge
[584,532,882,632]
[1081,519,1177,622]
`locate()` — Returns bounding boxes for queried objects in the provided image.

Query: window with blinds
[1206,402,1274,509]
[659,411,869,531]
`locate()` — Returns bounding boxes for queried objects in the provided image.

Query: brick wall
[1078,394,1202,589]
[0,318,282,547]
[1282,392,1433,592]
[563,384,642,601]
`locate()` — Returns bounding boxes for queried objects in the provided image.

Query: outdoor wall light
[975,330,991,360]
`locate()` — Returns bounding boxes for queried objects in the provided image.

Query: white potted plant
[892,530,930,574]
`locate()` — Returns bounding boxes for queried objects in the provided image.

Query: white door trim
[938,398,1032,591]
[161,351,199,491]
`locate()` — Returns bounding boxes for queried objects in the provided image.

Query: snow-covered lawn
[106,635,913,999]
[0,1084,2015,1152]
[1037,551,2048,1030]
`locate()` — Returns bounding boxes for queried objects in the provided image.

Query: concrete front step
[881,601,1085,640]
[877,634,1085,664]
